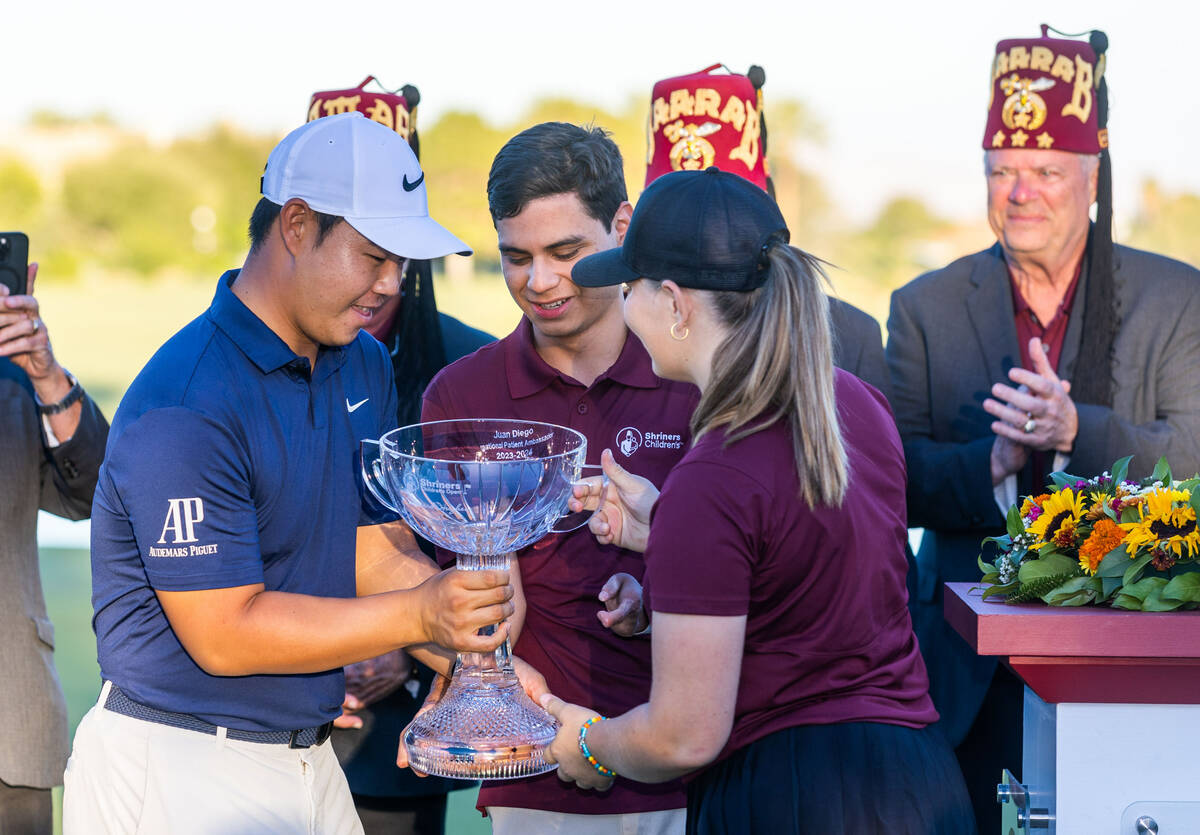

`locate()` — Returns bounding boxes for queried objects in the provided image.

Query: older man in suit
[0,262,108,834]
[886,27,1200,832]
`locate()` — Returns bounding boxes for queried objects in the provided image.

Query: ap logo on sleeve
[149,498,218,557]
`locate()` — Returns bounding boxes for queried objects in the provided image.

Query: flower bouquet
[978,456,1200,610]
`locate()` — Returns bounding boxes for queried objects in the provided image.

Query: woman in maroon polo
[539,168,973,834]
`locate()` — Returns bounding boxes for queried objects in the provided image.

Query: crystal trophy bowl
[362,419,588,779]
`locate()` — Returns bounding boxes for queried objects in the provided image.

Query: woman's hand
[395,670,450,776]
[597,573,648,636]
[570,449,658,552]
[539,694,615,791]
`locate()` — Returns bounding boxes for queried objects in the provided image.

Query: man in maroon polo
[420,122,695,833]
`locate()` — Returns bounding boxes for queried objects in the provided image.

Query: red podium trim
[944,583,1200,704]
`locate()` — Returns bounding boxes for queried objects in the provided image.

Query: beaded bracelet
[578,715,618,778]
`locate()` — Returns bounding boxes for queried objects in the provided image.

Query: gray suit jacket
[830,296,890,402]
[886,242,1200,745]
[0,360,108,788]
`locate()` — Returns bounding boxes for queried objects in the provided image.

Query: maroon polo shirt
[643,370,937,773]
[422,317,698,815]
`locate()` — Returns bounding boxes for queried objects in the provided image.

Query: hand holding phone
[0,232,29,297]
[1,256,58,385]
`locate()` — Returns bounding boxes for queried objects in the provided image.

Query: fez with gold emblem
[982,27,1106,154]
[645,64,769,189]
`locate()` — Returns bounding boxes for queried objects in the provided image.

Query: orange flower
[1021,493,1053,521]
[1078,518,1126,575]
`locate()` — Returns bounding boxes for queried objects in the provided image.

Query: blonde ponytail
[690,245,847,507]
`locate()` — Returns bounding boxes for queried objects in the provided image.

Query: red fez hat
[308,76,420,155]
[646,64,769,189]
[983,27,1106,154]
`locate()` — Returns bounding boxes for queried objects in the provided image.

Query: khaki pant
[488,805,686,835]
[63,681,362,835]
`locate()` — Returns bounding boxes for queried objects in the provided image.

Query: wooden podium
[945,582,1200,834]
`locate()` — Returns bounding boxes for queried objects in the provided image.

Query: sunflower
[1026,488,1085,550]
[1120,488,1200,561]
[1078,518,1125,575]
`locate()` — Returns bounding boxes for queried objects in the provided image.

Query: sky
[7,0,1198,225]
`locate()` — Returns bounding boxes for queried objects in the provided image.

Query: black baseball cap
[572,167,789,292]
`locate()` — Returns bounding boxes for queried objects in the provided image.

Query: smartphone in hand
[0,232,29,296]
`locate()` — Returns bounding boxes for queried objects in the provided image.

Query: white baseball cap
[261,112,471,260]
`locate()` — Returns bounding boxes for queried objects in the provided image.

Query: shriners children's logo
[616,427,643,457]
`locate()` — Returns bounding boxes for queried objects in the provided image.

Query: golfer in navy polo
[62,113,516,835]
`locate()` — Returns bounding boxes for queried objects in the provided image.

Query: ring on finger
[31,318,40,334]
[1023,417,1036,434]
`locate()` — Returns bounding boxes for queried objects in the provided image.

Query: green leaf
[1050,471,1076,490]
[981,572,1000,584]
[1121,505,1141,524]
[1018,553,1078,583]
[1110,456,1132,489]
[1008,573,1078,604]
[1122,553,1154,587]
[1096,546,1133,578]
[1006,504,1024,538]
[1100,576,1123,600]
[1042,576,1103,606]
[1190,485,1200,519]
[981,581,1019,601]
[1112,576,1168,610]
[978,555,995,575]
[1163,573,1200,604]
[1151,457,1173,485]
[1143,585,1185,612]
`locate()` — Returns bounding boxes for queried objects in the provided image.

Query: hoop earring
[669,322,689,341]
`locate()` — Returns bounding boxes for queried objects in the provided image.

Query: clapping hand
[984,337,1077,453]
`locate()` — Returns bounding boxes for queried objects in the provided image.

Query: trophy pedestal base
[404,674,559,780]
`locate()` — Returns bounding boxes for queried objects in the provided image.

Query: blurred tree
[1128,180,1200,269]
[765,97,836,250]
[29,110,116,128]
[62,141,198,274]
[420,110,511,274]
[60,127,273,276]
[0,157,42,227]
[841,195,952,288]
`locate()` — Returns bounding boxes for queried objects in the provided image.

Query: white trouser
[487,806,686,835]
[63,681,363,835]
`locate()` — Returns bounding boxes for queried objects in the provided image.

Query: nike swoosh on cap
[346,398,369,413]
[402,173,424,192]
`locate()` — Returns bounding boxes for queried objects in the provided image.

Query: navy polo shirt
[90,271,398,732]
